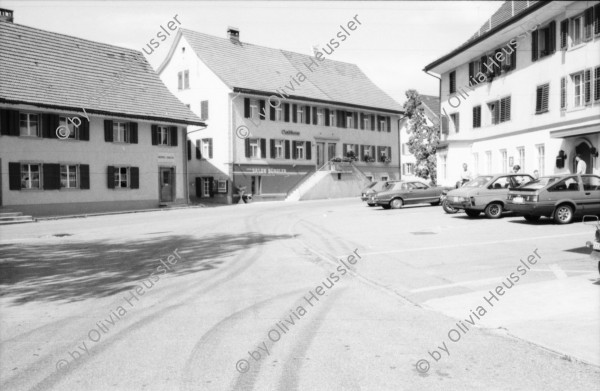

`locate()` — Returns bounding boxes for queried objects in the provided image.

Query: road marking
[548,264,568,279]
[353,232,589,257]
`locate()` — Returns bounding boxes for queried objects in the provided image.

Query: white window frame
[60,164,79,189]
[571,14,584,46]
[19,113,40,137]
[113,122,130,143]
[58,116,79,139]
[380,120,387,132]
[517,147,526,172]
[295,142,304,160]
[298,107,304,124]
[363,115,370,130]
[157,126,170,146]
[486,151,492,174]
[317,109,324,125]
[21,163,41,189]
[275,140,284,158]
[114,166,130,189]
[275,107,282,122]
[500,149,508,173]
[202,139,210,158]
[473,153,479,174]
[537,144,545,176]
[329,111,336,127]
[203,179,211,197]
[250,138,260,158]
[572,72,583,107]
[346,114,353,129]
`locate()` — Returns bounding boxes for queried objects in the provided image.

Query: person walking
[459,163,472,186]
[575,154,587,174]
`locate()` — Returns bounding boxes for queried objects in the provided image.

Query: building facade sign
[281,130,300,136]
[158,152,176,165]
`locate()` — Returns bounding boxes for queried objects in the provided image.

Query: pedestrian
[575,154,587,174]
[512,165,521,174]
[533,170,539,179]
[460,163,472,185]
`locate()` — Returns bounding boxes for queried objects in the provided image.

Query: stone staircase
[0,210,35,225]
[285,170,330,201]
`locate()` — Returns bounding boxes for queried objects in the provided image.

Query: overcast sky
[2,0,502,104]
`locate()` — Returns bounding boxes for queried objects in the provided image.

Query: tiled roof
[419,94,440,123]
[178,29,403,113]
[0,21,203,125]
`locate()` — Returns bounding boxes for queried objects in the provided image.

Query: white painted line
[410,277,501,293]
[354,232,589,257]
[548,264,568,279]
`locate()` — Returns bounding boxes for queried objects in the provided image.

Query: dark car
[506,174,600,224]
[446,173,533,218]
[373,181,452,209]
[361,181,392,206]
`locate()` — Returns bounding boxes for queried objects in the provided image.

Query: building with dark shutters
[0,11,204,217]
[157,27,404,203]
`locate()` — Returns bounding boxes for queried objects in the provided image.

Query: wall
[299,171,370,201]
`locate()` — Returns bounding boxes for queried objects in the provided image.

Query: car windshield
[519,177,559,189]
[366,182,377,189]
[464,176,492,188]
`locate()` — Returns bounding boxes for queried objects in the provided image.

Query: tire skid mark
[179,289,305,391]
[21,214,265,391]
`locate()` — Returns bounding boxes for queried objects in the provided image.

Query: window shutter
[371,114,375,130]
[244,98,250,118]
[584,69,591,104]
[292,141,297,159]
[8,162,21,190]
[80,164,90,189]
[177,72,182,89]
[0,109,11,135]
[129,122,138,144]
[510,41,517,70]
[325,109,330,126]
[548,21,556,53]
[595,4,600,35]
[468,62,474,80]
[360,113,364,130]
[386,117,391,133]
[225,180,228,194]
[284,103,290,122]
[270,105,275,121]
[360,145,365,161]
[107,166,115,189]
[104,120,114,142]
[200,100,209,121]
[353,112,358,129]
[170,127,178,146]
[305,106,311,124]
[531,30,538,62]
[79,118,89,141]
[377,116,381,131]
[208,177,215,197]
[270,139,276,158]
[187,140,191,160]
[151,124,157,145]
[354,144,359,156]
[306,141,312,160]
[285,140,290,159]
[42,114,59,138]
[260,138,266,158]
[195,177,202,198]
[313,107,317,125]
[560,77,567,109]
[542,85,549,111]
[449,71,456,93]
[130,167,139,189]
[343,144,348,156]
[595,67,600,102]
[292,104,297,123]
[560,19,569,49]
[208,139,213,158]
[245,138,251,158]
[584,7,593,40]
[259,100,266,120]
[341,111,347,128]
[535,86,543,112]
[196,140,202,159]
[387,147,392,159]
[480,56,486,75]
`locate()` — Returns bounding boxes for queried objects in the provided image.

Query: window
[295,142,304,159]
[251,176,262,195]
[537,144,545,176]
[114,167,130,189]
[473,106,481,128]
[535,83,550,114]
[346,113,353,128]
[157,126,170,145]
[486,151,492,174]
[363,115,370,130]
[500,150,508,173]
[473,153,479,174]
[449,71,456,94]
[249,138,260,158]
[274,140,284,158]
[582,175,600,191]
[184,70,189,89]
[113,122,130,143]
[380,119,387,132]
[58,116,79,139]
[203,179,211,197]
[329,110,336,127]
[549,177,579,192]
[177,72,183,90]
[19,113,40,137]
[366,175,373,182]
[402,143,409,155]
[572,72,583,107]
[571,14,584,46]
[468,59,482,84]
[490,176,511,189]
[275,107,282,121]
[201,139,211,158]
[60,165,78,188]
[440,154,447,180]
[200,100,209,120]
[251,102,259,119]
[317,109,324,125]
[517,147,525,172]
[450,113,459,133]
[403,163,415,175]
[488,96,511,125]
[298,107,304,124]
[21,163,41,189]
[381,176,388,181]
[217,180,227,193]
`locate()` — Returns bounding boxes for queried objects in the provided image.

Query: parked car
[361,181,391,206]
[506,174,600,224]
[373,181,452,209]
[584,216,600,274]
[446,173,534,218]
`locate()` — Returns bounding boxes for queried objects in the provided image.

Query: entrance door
[327,143,336,161]
[159,167,174,202]
[574,142,592,174]
[316,142,325,166]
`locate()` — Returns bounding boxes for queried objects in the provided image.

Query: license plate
[513,196,524,203]
[594,243,600,251]
[453,197,460,202]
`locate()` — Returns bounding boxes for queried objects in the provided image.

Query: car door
[487,176,511,203]
[581,175,600,214]
[547,176,582,207]
[412,181,438,202]
[401,182,418,203]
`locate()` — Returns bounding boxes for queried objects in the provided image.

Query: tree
[403,90,439,184]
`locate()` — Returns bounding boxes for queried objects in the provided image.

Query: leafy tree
[403,89,439,184]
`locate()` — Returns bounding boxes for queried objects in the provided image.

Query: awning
[550,124,600,139]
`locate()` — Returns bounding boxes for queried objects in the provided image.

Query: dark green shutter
[79,118,89,141]
[170,127,178,146]
[468,62,474,80]
[292,104,297,123]
[107,166,115,189]
[260,138,266,158]
[360,145,365,161]
[284,103,290,122]
[548,21,556,54]
[42,114,59,138]
[196,140,202,159]
[292,141,297,159]
[306,141,311,160]
[312,107,317,125]
[245,138,251,157]
[80,164,90,189]
[244,98,250,118]
[208,177,214,197]
[325,109,330,126]
[270,105,275,121]
[354,112,358,129]
[8,162,21,190]
[387,117,391,133]
[43,163,61,190]
[130,167,139,189]
[104,120,114,142]
[129,122,138,144]
[584,7,593,40]
[151,125,158,145]
[595,4,600,35]
[305,106,311,124]
[560,19,569,49]
[531,30,538,61]
[510,42,517,70]
[208,139,213,158]
[371,114,375,130]
[285,140,290,159]
[187,140,191,160]
[195,177,202,197]
[270,139,275,158]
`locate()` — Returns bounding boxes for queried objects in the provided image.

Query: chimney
[227,26,240,43]
[0,8,14,23]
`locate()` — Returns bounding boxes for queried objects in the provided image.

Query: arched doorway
[573,141,592,174]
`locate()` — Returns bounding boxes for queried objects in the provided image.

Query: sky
[0,0,502,105]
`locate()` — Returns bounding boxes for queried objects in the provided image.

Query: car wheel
[390,198,404,209]
[367,203,376,207]
[484,203,503,219]
[430,200,441,206]
[553,204,574,224]
[465,209,480,218]
[524,215,540,222]
[381,204,391,210]
[442,200,458,214]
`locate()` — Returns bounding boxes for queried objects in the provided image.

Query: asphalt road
[1,199,599,390]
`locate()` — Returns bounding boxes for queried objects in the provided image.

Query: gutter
[423,0,550,72]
